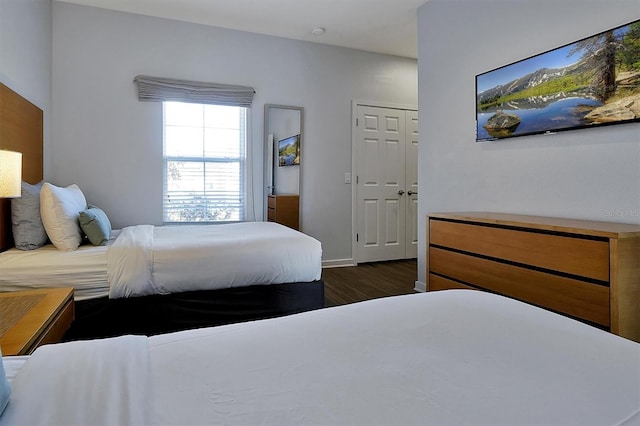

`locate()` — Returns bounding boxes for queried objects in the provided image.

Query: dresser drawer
[429,247,610,326]
[266,195,299,230]
[429,273,476,291]
[429,219,610,282]
[267,196,276,209]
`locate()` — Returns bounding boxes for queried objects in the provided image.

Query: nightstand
[0,287,74,355]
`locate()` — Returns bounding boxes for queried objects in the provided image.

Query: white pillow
[40,183,87,251]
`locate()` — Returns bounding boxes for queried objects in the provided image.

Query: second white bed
[0,221,322,300]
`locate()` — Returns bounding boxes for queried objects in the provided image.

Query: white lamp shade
[0,150,22,198]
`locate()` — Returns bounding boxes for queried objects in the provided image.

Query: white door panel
[363,199,379,247]
[356,105,418,263]
[383,139,402,186]
[384,198,400,245]
[357,106,408,262]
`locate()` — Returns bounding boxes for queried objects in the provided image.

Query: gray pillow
[0,346,10,416]
[11,181,48,250]
[78,205,112,246]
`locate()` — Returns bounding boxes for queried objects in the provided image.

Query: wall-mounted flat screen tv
[278,134,300,166]
[476,19,640,142]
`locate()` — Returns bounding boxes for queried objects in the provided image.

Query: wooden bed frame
[0,82,44,251]
[0,82,324,340]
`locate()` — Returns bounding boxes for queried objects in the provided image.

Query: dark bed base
[63,280,325,341]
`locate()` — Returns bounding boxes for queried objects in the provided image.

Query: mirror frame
[263,104,304,219]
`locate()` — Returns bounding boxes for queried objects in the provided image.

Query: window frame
[162,101,248,224]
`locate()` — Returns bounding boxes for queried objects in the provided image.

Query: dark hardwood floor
[323,259,418,307]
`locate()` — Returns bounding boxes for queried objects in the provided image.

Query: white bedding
[0,240,113,300]
[0,222,322,300]
[2,290,639,425]
[109,222,322,298]
[1,336,148,425]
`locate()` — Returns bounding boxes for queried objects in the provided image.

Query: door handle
[398,190,405,195]
[408,190,418,196]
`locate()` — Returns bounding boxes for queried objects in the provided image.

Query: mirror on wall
[264,104,304,230]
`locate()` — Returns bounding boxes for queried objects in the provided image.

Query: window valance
[133,75,255,107]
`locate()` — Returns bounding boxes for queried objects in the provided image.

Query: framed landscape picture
[476,19,640,141]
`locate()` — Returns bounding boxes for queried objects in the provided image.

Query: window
[163,102,247,223]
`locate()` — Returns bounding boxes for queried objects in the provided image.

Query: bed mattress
[0,222,322,300]
[0,241,111,300]
[2,290,639,425]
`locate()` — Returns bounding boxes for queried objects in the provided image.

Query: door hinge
[356,118,359,126]
[356,233,359,242]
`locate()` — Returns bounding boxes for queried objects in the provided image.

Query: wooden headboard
[0,82,44,251]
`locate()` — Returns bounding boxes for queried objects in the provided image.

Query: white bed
[1,290,639,426]
[0,238,109,300]
[0,221,322,300]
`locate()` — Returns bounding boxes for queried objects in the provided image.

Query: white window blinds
[134,75,255,107]
[163,102,247,223]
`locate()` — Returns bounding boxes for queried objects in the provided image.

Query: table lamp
[0,150,22,198]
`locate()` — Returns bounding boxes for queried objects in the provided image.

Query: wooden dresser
[427,212,640,342]
[267,194,299,230]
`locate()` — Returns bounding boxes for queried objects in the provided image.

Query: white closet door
[356,105,407,263]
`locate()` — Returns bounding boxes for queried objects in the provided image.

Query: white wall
[52,1,418,263]
[0,0,52,174]
[417,0,640,286]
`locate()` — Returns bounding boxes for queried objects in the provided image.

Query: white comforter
[2,291,639,425]
[0,335,148,425]
[107,221,322,298]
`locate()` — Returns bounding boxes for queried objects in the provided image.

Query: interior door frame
[351,100,418,265]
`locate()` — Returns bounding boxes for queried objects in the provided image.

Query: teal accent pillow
[78,205,112,246]
[0,346,10,416]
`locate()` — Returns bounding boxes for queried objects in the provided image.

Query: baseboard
[414,280,426,293]
[322,259,356,268]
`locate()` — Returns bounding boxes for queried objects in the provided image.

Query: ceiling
[57,0,427,59]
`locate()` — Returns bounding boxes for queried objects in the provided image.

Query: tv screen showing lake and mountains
[476,19,640,141]
[278,134,300,166]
